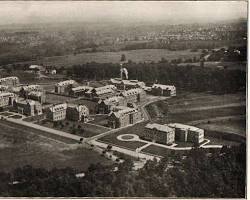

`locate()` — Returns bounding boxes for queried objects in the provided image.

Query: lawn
[142,145,187,157]
[17,49,202,68]
[90,115,108,127]
[45,93,76,104]
[0,121,112,172]
[198,119,246,136]
[37,119,109,138]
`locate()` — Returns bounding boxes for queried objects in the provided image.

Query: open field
[199,119,246,136]
[17,49,202,67]
[142,145,186,157]
[45,93,76,104]
[0,121,111,172]
[90,115,108,127]
[37,119,109,138]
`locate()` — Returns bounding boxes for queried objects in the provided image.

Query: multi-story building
[151,84,176,97]
[167,123,204,144]
[55,80,77,95]
[86,85,117,100]
[13,99,42,116]
[108,106,143,128]
[120,88,146,103]
[27,91,46,104]
[68,86,93,97]
[0,85,9,92]
[0,76,19,86]
[97,96,126,114]
[110,78,146,90]
[66,104,89,122]
[20,85,43,98]
[0,92,17,108]
[143,123,175,145]
[46,103,67,121]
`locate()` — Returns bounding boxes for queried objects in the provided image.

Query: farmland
[17,49,202,68]
[0,121,111,172]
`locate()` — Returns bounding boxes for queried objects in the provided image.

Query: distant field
[0,121,111,172]
[17,49,202,67]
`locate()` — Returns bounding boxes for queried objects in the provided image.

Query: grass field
[37,119,109,138]
[17,49,202,67]
[142,145,186,157]
[45,93,76,104]
[198,119,246,136]
[0,121,112,172]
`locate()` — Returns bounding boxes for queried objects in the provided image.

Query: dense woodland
[65,61,246,94]
[0,144,245,197]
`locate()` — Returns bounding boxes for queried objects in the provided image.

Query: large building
[97,96,126,114]
[120,88,146,104]
[55,80,77,94]
[20,85,43,98]
[143,123,175,145]
[168,123,204,144]
[13,99,42,116]
[86,85,117,100]
[0,76,19,86]
[66,104,89,122]
[27,91,46,104]
[0,92,17,108]
[46,103,67,121]
[110,78,146,90]
[68,86,93,97]
[108,106,143,128]
[151,84,176,97]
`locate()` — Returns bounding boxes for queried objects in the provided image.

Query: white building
[151,84,176,97]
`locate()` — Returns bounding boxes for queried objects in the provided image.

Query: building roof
[56,80,76,86]
[110,78,122,84]
[152,84,176,91]
[15,98,38,106]
[91,85,116,96]
[71,85,93,92]
[0,92,15,98]
[167,123,203,132]
[98,96,124,105]
[22,85,42,91]
[121,88,143,97]
[109,106,138,118]
[145,123,174,133]
[28,91,43,97]
[0,76,19,82]
[49,103,67,112]
[67,104,88,112]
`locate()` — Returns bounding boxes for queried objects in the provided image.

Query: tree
[121,54,126,62]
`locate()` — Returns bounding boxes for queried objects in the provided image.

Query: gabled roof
[71,86,93,92]
[152,84,176,90]
[121,88,143,97]
[0,76,19,82]
[167,123,203,132]
[56,80,76,86]
[0,92,15,98]
[28,91,43,97]
[49,103,67,112]
[109,106,138,118]
[145,123,173,133]
[67,104,89,112]
[22,85,42,91]
[98,96,123,105]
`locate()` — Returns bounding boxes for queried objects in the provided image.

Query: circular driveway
[117,134,139,141]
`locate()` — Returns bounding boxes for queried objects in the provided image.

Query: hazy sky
[0,1,247,25]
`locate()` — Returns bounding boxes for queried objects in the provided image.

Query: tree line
[0,143,245,197]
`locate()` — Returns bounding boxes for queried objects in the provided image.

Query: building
[0,85,9,92]
[86,85,117,100]
[46,103,67,121]
[97,96,126,114]
[120,88,146,103]
[13,99,42,116]
[27,91,46,104]
[167,123,204,144]
[68,86,93,97]
[143,123,175,145]
[20,85,43,98]
[55,80,77,94]
[0,92,17,108]
[66,104,89,122]
[108,106,143,128]
[110,78,145,90]
[151,84,176,97]
[0,76,19,86]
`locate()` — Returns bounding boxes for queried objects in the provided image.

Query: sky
[0,1,247,25]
